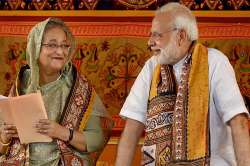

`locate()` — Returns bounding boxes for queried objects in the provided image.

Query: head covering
[26,17,75,93]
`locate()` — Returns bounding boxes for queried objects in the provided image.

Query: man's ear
[177,29,188,46]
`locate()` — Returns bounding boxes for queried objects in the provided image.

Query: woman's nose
[55,46,64,55]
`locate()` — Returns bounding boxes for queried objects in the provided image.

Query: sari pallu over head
[0,18,113,166]
[142,43,210,166]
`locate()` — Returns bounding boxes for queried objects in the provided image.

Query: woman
[0,17,113,165]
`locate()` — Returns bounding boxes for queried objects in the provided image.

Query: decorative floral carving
[204,0,224,10]
[31,0,49,10]
[99,43,148,114]
[56,0,74,10]
[180,0,197,9]
[7,0,22,10]
[231,44,250,97]
[78,0,100,10]
[0,0,249,10]
[116,0,156,9]
[227,0,250,10]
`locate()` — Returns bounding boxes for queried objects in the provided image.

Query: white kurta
[120,48,249,166]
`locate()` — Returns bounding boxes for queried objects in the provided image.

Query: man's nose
[147,37,156,49]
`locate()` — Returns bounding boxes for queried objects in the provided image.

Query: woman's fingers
[35,122,50,130]
[3,129,16,134]
[35,119,51,129]
[37,128,48,134]
[34,120,62,139]
[38,119,50,125]
[35,123,50,129]
[2,124,17,135]
[0,123,18,141]
[35,119,51,135]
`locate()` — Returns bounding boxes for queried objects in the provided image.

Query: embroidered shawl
[142,43,210,165]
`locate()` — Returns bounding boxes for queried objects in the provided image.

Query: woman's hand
[35,119,69,141]
[0,123,18,143]
[35,119,87,152]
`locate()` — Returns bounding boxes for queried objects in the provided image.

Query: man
[115,2,250,166]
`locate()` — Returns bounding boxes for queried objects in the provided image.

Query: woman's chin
[52,61,65,68]
[48,65,64,73]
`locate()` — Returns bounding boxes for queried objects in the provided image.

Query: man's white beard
[157,42,176,65]
[157,48,169,64]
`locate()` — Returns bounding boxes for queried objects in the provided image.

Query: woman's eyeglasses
[42,43,70,51]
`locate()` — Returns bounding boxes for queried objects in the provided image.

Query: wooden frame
[0,10,250,23]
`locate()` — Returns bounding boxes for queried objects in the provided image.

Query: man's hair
[156,2,198,41]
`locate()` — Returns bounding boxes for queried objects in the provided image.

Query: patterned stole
[57,67,113,165]
[142,43,210,166]
[56,70,94,166]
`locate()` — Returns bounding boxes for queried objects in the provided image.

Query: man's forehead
[151,13,172,31]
